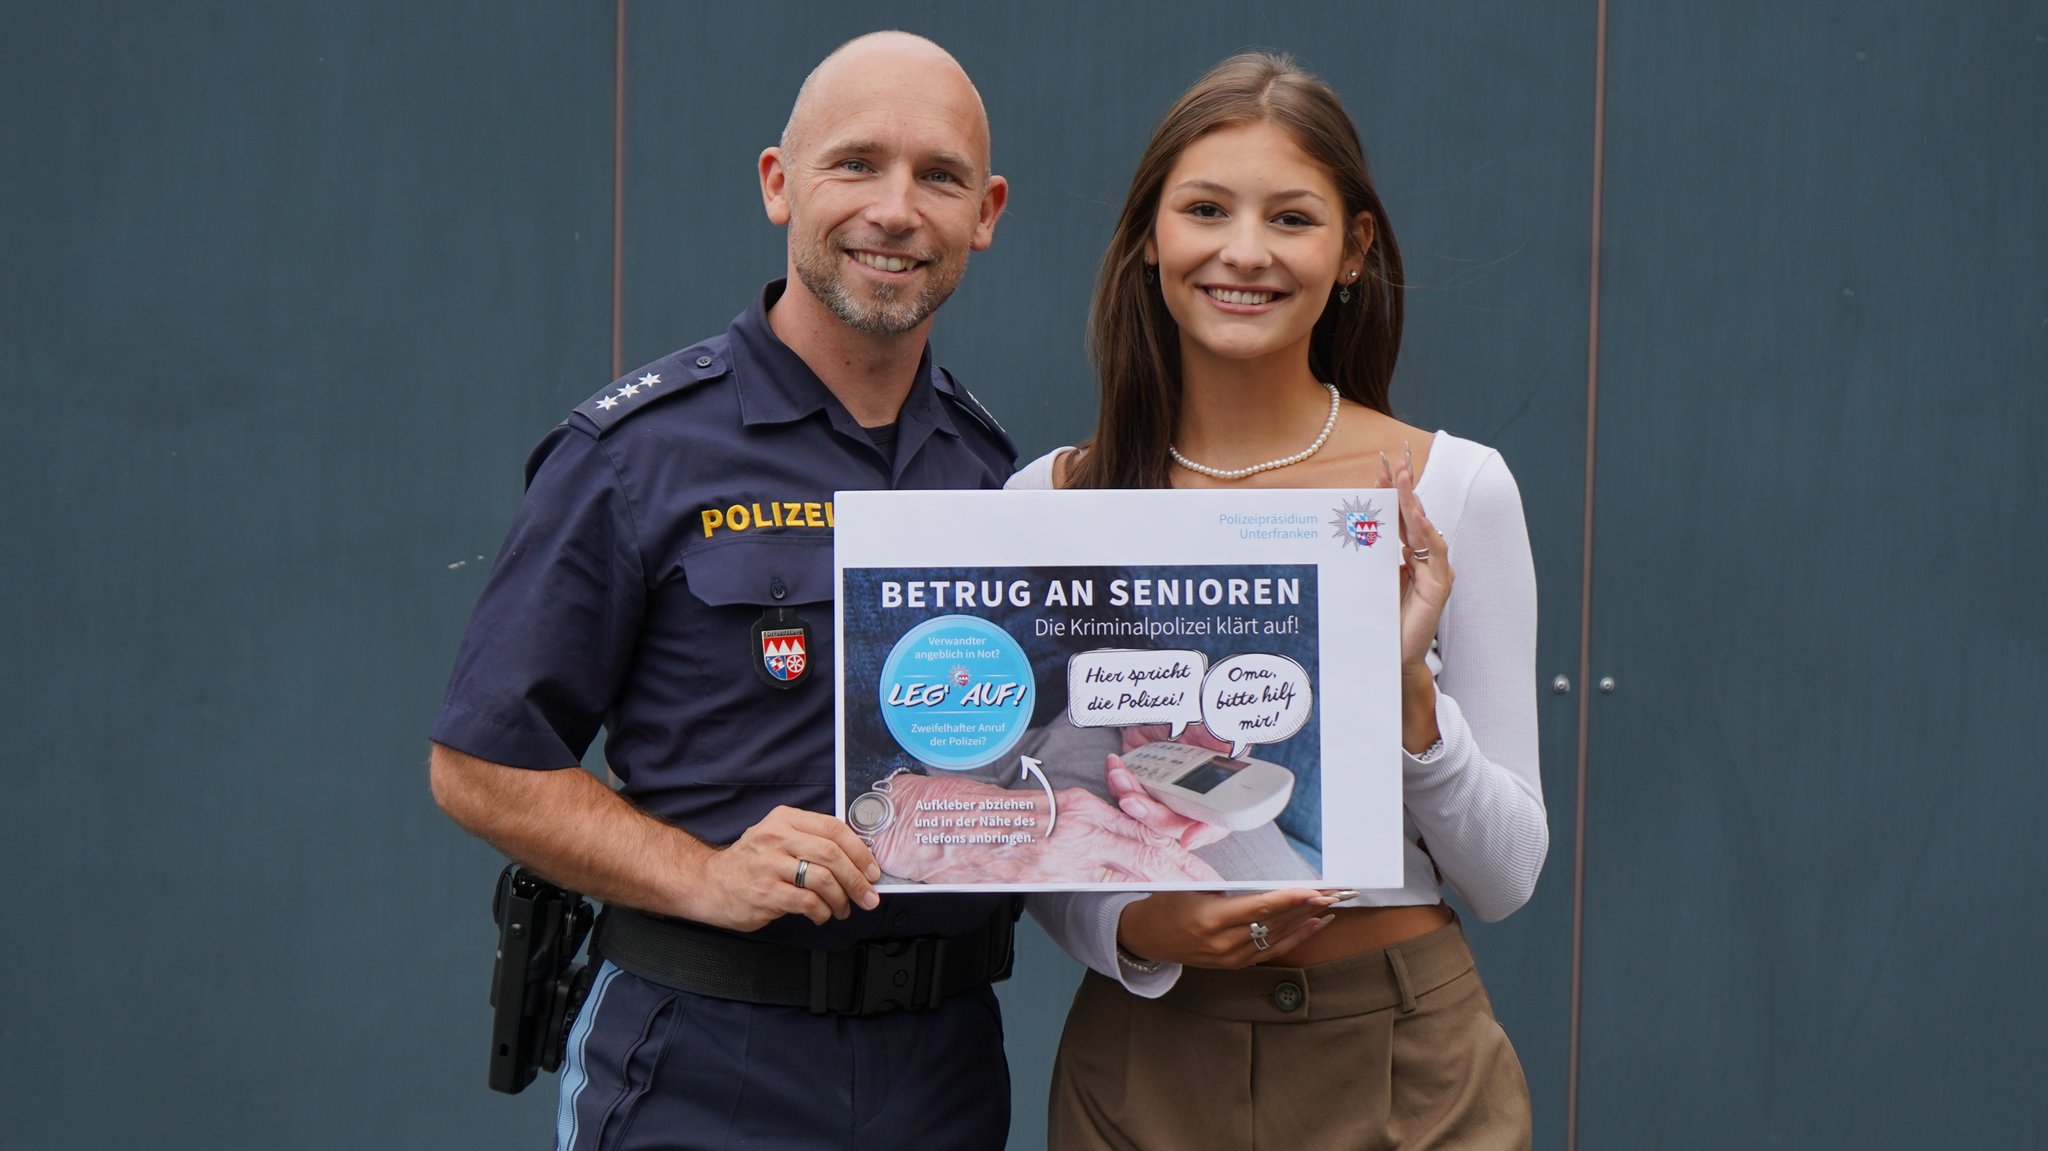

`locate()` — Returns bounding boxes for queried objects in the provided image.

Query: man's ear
[760,147,791,227]
[970,173,1009,251]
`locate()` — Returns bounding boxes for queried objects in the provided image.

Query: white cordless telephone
[1118,741,1295,832]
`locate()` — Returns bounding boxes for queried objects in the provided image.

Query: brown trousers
[1048,918,1530,1151]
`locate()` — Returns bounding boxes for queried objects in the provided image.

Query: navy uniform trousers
[555,961,1010,1151]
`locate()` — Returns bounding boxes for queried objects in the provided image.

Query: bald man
[429,32,1018,1149]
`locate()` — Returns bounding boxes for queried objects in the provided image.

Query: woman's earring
[1143,263,1156,283]
[1339,284,1352,304]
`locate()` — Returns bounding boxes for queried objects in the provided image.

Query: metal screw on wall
[1598,677,1617,694]
[1552,675,1572,695]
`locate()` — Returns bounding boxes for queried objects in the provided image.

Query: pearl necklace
[1169,383,1342,480]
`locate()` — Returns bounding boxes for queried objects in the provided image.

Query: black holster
[487,864,595,1095]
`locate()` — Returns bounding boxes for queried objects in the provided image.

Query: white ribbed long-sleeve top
[1008,430,1548,997]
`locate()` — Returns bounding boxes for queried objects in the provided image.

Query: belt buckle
[851,936,946,1016]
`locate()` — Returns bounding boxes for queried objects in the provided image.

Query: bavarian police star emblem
[1329,496,1385,550]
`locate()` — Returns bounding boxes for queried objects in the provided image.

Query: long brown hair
[1067,52,1404,489]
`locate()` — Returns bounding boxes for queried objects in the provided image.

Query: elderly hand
[872,772,1223,885]
[1103,753,1234,850]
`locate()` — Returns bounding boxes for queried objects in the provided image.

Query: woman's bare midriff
[1267,902,1454,968]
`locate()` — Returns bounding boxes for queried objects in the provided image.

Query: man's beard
[791,237,966,336]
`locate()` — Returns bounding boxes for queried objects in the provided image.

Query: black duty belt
[596,905,1015,1016]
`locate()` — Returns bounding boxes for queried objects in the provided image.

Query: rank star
[596,394,620,410]
[638,373,660,387]
[619,382,643,397]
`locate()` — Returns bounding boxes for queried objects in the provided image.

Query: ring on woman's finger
[1409,546,1432,562]
[794,859,810,890]
[1248,921,1272,951]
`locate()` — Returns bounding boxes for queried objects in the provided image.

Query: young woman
[1012,53,1547,1149]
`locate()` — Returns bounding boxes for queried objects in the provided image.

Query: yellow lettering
[704,498,850,533]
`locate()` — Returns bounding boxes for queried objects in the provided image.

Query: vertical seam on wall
[1568,1,1609,1149]
[611,0,627,381]
[607,0,627,790]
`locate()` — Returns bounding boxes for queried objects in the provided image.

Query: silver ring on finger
[1409,545,1432,562]
[794,859,810,890]
[1248,921,1272,951]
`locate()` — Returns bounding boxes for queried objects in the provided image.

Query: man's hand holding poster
[835,489,1405,892]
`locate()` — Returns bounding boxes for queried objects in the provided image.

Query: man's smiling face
[764,37,1005,337]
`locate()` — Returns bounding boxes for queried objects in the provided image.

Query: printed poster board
[834,488,1404,892]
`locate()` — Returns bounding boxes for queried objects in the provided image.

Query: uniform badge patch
[763,631,807,681]
[752,607,813,689]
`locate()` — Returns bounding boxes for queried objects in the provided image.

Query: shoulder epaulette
[931,365,1015,453]
[571,337,733,433]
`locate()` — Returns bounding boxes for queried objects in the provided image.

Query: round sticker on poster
[878,614,1035,771]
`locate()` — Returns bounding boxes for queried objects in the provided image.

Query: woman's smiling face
[1147,120,1364,371]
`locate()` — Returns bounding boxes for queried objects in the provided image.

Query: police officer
[429,32,1015,1150]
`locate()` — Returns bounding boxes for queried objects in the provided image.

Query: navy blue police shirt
[433,281,1015,947]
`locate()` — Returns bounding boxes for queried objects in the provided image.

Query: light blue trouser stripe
[555,960,623,1151]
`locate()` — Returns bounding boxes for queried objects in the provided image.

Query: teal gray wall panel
[2,2,2040,1148]
[1,2,612,1145]
[1579,4,2047,1147]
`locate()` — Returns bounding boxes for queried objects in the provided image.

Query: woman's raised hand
[1380,441,1453,671]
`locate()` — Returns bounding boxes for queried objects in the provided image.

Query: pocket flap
[682,536,834,607]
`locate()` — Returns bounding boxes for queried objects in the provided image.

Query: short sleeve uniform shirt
[433,281,1015,946]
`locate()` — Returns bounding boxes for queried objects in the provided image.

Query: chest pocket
[682,535,834,609]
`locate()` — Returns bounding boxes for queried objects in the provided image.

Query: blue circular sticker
[878,614,1035,771]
